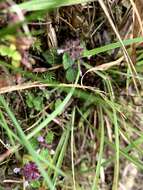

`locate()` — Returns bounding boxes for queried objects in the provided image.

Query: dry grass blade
[104,116,112,142]
[81,56,124,85]
[119,162,138,190]
[97,0,140,95]
[3,180,23,184]
[0,82,104,95]
[46,14,58,48]
[130,0,143,64]
[131,0,143,36]
[0,148,16,162]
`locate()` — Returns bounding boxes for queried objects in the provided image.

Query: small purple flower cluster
[22,162,40,181]
[58,39,84,61]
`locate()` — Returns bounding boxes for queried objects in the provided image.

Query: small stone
[13,167,21,174]
[57,49,64,54]
[50,149,55,155]
[24,181,29,188]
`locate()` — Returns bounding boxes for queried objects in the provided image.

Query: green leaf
[46,131,54,144]
[63,53,74,70]
[11,59,20,68]
[26,93,44,111]
[40,149,50,159]
[26,93,34,108]
[30,138,39,149]
[66,68,77,82]
[33,97,44,111]
[0,45,14,57]
[10,44,16,51]
[12,51,21,61]
[30,181,41,188]
[0,45,21,67]
[43,49,58,65]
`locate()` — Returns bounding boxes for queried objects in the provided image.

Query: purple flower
[22,162,40,181]
[61,39,84,61]
[37,136,44,143]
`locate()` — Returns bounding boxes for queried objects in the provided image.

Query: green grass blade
[71,107,76,190]
[10,0,94,12]
[52,125,71,188]
[83,37,143,57]
[92,107,104,190]
[0,111,20,143]
[48,129,67,177]
[105,80,119,190]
